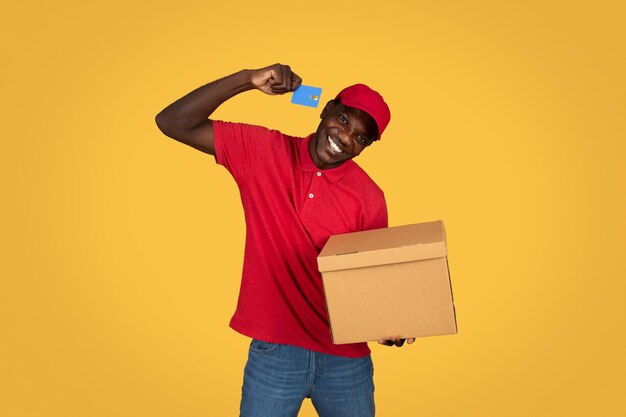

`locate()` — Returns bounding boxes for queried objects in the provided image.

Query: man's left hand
[378,338,415,347]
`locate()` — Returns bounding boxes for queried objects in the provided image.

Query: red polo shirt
[213,120,387,358]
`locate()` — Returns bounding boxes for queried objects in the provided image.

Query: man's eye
[358,136,368,145]
[338,115,347,123]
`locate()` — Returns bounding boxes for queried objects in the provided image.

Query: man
[155,63,414,417]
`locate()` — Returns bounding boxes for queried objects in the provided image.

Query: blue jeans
[240,339,375,417]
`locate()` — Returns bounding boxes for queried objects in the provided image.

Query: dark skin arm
[155,64,302,154]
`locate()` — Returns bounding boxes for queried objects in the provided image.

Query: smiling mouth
[327,135,344,154]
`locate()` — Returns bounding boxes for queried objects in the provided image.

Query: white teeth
[328,135,343,154]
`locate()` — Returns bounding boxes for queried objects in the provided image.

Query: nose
[336,131,351,147]
[338,125,362,147]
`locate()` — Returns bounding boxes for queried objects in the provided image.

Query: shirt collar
[300,134,353,183]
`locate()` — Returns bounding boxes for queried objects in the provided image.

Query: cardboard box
[317,220,457,344]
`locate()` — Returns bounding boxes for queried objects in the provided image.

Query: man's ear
[320,99,337,119]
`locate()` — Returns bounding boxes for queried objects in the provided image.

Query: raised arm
[155,64,302,155]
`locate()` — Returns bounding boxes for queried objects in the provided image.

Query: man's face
[309,100,379,170]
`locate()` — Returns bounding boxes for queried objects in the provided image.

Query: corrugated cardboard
[317,220,457,344]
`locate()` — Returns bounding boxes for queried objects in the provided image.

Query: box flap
[318,220,447,272]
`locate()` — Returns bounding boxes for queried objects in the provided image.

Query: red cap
[335,84,391,140]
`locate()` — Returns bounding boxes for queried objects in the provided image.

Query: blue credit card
[291,85,323,108]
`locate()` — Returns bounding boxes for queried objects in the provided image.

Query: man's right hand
[250,64,302,95]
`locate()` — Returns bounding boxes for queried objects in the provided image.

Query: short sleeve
[212,120,277,183]
[368,191,389,230]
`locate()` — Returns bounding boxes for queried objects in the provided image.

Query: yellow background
[2,0,625,416]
